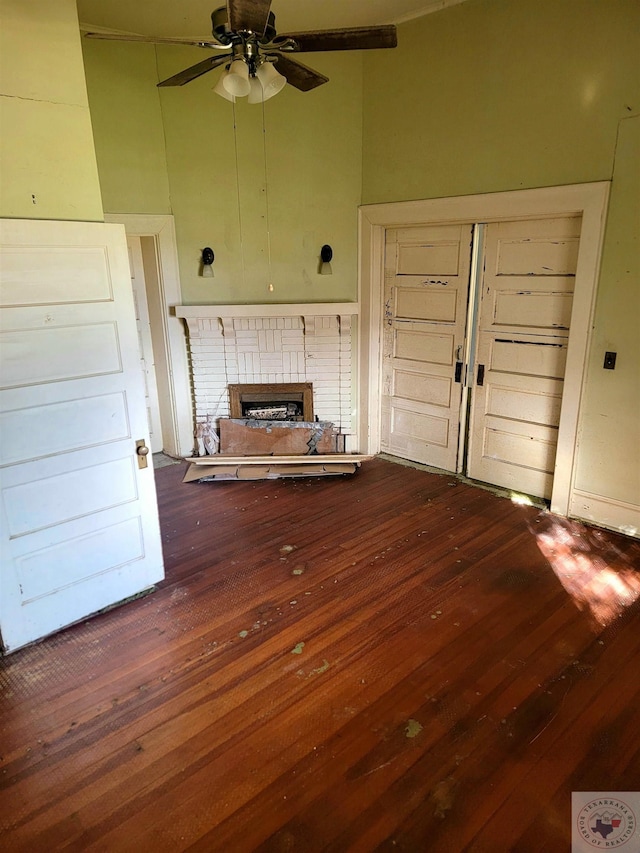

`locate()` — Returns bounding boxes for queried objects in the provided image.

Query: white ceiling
[77,0,468,38]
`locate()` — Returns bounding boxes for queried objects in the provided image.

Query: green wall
[82,41,171,215]
[361,0,638,202]
[157,47,362,304]
[573,115,640,509]
[0,0,103,221]
[82,39,363,304]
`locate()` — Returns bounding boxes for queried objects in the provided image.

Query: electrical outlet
[603,351,617,370]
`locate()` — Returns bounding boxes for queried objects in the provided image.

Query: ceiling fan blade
[228,0,272,36]
[84,31,218,48]
[157,54,230,87]
[273,55,329,92]
[276,25,397,53]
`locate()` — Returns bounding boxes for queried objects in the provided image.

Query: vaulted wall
[0,0,103,221]
[361,0,638,203]
[81,41,172,217]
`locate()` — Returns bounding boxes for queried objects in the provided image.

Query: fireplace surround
[175,303,359,452]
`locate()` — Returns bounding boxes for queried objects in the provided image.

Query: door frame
[358,182,610,517]
[105,214,193,458]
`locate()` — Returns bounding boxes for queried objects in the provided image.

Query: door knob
[135,439,150,469]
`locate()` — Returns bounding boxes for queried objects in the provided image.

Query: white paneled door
[0,219,164,652]
[467,216,581,499]
[381,224,473,469]
[380,216,581,500]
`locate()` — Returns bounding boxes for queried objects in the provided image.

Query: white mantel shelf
[175,303,359,319]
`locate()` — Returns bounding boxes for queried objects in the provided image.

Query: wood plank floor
[1,457,639,852]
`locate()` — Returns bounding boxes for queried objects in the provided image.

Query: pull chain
[261,94,273,293]
[232,99,247,291]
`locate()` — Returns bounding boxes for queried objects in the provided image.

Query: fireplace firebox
[228,383,314,422]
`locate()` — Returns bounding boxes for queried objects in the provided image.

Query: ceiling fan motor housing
[211,6,277,44]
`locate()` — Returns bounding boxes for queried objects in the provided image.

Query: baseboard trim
[569,489,640,538]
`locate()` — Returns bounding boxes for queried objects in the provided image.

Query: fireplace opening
[241,401,302,420]
[228,383,314,422]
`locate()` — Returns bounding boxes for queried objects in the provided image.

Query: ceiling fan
[84,0,398,102]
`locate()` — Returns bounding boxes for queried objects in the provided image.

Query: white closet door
[381,224,473,470]
[466,216,581,498]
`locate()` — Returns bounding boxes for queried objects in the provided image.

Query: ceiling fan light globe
[256,61,287,100]
[214,71,236,101]
[223,59,251,97]
[247,77,265,104]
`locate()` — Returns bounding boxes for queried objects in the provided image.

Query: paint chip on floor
[291,642,305,655]
[405,719,423,738]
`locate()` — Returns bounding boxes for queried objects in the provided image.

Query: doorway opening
[127,235,163,452]
[105,214,193,459]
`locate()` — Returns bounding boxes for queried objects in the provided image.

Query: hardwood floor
[1,457,639,851]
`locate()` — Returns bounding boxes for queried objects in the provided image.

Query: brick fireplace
[175,303,359,452]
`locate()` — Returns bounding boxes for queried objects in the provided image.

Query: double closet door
[381,215,581,500]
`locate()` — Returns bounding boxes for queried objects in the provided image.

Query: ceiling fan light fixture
[86,5,398,95]
[223,59,251,97]
[255,60,287,101]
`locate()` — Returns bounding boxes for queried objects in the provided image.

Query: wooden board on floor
[219,418,341,455]
[183,461,358,482]
[189,453,371,466]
